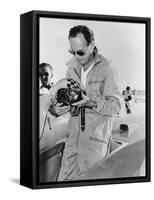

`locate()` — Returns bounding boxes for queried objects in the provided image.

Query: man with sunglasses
[55,25,121,181]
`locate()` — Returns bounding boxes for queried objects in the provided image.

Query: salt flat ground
[112,100,145,142]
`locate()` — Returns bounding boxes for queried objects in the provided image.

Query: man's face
[39,67,53,88]
[69,33,93,66]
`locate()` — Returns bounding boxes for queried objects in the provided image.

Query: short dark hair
[68,25,94,46]
[126,86,130,90]
[39,63,53,71]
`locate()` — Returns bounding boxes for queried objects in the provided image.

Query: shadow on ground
[10,178,20,185]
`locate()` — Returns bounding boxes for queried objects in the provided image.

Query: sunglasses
[68,46,89,56]
[39,72,49,77]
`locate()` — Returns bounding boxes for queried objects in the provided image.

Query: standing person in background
[39,63,62,182]
[123,86,133,114]
[39,63,53,95]
[39,62,54,147]
[49,25,121,181]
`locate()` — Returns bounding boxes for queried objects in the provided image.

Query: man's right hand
[48,103,70,117]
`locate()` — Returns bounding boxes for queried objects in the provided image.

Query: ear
[90,41,95,50]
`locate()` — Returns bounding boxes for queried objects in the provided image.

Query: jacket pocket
[88,80,105,97]
[89,136,107,144]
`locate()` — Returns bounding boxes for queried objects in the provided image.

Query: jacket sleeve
[95,65,121,116]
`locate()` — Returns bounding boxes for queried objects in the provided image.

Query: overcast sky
[40,17,145,91]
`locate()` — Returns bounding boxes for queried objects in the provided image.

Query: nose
[42,74,46,79]
[74,53,81,60]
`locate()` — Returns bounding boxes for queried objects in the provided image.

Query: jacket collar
[94,47,102,65]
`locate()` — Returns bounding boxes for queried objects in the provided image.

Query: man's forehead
[40,66,52,73]
[69,33,87,46]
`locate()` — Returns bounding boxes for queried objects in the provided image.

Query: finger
[56,103,63,106]
[57,106,70,110]
[59,109,69,115]
[58,108,70,112]
[57,107,70,115]
[56,106,70,113]
[72,99,88,106]
[82,93,86,98]
[62,106,70,109]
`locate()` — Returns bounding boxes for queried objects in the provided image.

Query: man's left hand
[71,93,89,107]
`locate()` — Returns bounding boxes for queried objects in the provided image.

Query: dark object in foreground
[81,107,85,131]
[80,100,97,131]
[120,124,129,133]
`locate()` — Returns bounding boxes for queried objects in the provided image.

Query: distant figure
[123,86,133,114]
[39,63,53,95]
